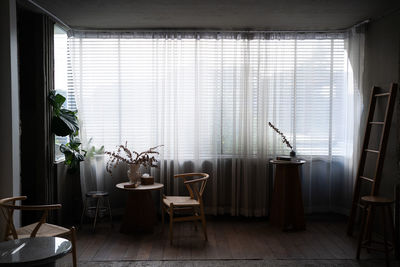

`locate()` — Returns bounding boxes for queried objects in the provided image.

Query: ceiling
[31,0,400,31]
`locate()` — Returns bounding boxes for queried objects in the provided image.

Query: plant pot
[56,162,83,225]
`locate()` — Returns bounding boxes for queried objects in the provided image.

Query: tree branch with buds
[105,142,163,175]
[268,122,293,150]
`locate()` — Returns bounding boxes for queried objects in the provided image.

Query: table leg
[120,191,157,234]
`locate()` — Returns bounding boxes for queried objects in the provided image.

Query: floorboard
[56,214,397,266]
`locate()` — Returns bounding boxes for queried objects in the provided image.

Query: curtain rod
[67,19,369,35]
[26,0,369,34]
[27,0,71,31]
[69,28,348,34]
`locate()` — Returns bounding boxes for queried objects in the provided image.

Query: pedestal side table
[116,182,164,234]
[270,159,306,231]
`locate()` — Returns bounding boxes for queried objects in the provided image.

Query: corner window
[53,24,70,162]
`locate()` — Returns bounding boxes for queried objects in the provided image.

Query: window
[66,34,351,158]
[54,25,75,161]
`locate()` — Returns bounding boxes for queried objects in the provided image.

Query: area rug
[56,259,396,267]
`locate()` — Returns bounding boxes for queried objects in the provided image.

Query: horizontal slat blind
[65,35,348,158]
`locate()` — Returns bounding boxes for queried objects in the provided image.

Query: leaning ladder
[347,83,398,236]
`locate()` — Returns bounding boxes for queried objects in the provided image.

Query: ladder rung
[365,149,379,153]
[374,93,390,97]
[360,176,374,182]
[369,121,384,125]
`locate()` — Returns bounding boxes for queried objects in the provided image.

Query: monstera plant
[60,135,86,170]
[49,91,79,137]
[49,90,86,170]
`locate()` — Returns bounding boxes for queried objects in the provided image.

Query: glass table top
[0,237,71,265]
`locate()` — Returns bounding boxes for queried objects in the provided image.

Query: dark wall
[0,0,20,234]
[362,10,400,199]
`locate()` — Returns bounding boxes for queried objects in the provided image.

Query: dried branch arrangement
[268,122,293,150]
[105,142,163,174]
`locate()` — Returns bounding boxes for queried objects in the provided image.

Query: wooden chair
[0,196,77,267]
[162,173,209,245]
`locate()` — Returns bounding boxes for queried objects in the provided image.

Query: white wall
[0,0,21,232]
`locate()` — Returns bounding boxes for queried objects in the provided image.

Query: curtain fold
[17,10,56,223]
[341,25,365,212]
[43,16,56,212]
[69,30,364,216]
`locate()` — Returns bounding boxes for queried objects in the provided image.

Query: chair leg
[70,226,77,267]
[161,203,165,226]
[80,197,88,228]
[192,207,198,231]
[387,206,397,257]
[382,207,390,267]
[92,198,100,232]
[356,205,368,260]
[160,192,165,235]
[169,204,174,245]
[366,206,375,253]
[160,204,166,234]
[200,204,208,241]
[106,196,113,228]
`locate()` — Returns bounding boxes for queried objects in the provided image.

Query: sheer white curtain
[68,30,364,216]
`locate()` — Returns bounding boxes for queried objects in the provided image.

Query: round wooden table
[116,182,164,234]
[269,159,306,231]
[0,237,71,266]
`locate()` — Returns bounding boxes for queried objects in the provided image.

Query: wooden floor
[58,214,391,265]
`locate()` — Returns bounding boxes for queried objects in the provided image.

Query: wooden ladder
[347,83,398,236]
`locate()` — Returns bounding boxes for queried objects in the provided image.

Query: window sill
[54,157,65,164]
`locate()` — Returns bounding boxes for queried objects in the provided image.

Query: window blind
[65,35,348,158]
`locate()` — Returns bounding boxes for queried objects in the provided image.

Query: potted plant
[105,142,162,187]
[49,90,86,171]
[49,90,87,223]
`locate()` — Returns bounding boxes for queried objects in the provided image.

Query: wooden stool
[80,191,113,231]
[356,196,395,266]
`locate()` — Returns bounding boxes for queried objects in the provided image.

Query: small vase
[290,150,296,157]
[127,164,141,185]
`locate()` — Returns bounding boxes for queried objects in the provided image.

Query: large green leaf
[60,142,85,171]
[51,109,79,137]
[52,117,71,137]
[69,136,82,150]
[60,144,73,154]
[73,150,85,161]
[49,90,79,137]
[48,91,66,113]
